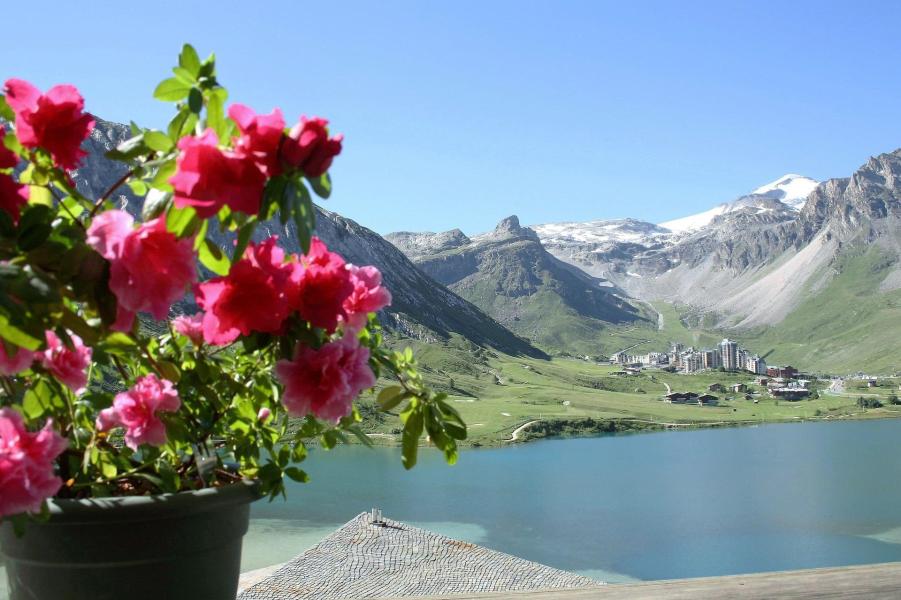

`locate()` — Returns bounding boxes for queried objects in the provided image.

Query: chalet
[755,376,770,386]
[697,394,719,406]
[708,383,725,392]
[730,383,747,393]
[771,387,810,401]
[664,392,699,404]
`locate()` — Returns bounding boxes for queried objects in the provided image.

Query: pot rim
[37,479,262,523]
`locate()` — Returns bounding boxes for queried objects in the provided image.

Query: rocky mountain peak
[489,215,539,242]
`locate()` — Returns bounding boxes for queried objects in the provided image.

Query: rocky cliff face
[388,215,644,354]
[534,150,901,330]
[71,120,545,358]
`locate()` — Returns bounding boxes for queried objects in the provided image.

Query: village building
[767,366,798,379]
[697,394,719,406]
[770,387,810,401]
[664,391,700,404]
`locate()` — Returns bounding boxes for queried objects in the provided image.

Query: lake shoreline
[361,410,901,449]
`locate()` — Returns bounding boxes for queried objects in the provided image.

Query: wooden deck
[404,561,901,599]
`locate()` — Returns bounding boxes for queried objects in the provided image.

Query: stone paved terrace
[238,512,600,599]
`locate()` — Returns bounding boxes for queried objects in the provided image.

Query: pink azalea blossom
[0,343,34,376]
[196,237,293,345]
[228,103,285,177]
[0,408,67,517]
[3,79,94,170]
[87,210,196,332]
[172,314,205,346]
[95,374,181,451]
[280,116,343,178]
[275,335,376,423]
[342,264,392,332]
[169,129,266,218]
[41,330,91,395]
[257,407,271,423]
[288,237,354,334]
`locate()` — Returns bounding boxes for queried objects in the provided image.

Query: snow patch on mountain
[530,218,669,246]
[752,174,819,211]
[658,174,819,234]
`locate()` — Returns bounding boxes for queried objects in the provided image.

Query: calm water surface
[243,419,901,582]
[4,419,901,598]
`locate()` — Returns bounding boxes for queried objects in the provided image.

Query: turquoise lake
[4,418,901,598]
[242,419,901,583]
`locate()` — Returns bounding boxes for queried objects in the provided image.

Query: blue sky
[4,1,900,234]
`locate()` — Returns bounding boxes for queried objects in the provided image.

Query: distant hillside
[533,154,901,373]
[387,216,646,355]
[72,119,546,359]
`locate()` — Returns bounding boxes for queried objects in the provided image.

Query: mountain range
[75,119,901,373]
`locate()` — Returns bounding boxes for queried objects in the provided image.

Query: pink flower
[0,408,67,517]
[87,210,196,332]
[0,172,28,224]
[257,407,271,423]
[0,126,19,169]
[229,104,285,177]
[172,314,205,346]
[289,237,354,333]
[169,129,266,218]
[41,330,91,395]
[196,237,293,345]
[275,335,376,423]
[0,343,34,376]
[3,79,94,170]
[342,265,392,332]
[95,374,181,451]
[280,116,343,178]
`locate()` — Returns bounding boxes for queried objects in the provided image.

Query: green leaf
[172,67,197,86]
[153,77,192,102]
[178,44,201,76]
[199,238,230,275]
[285,467,309,483]
[28,186,52,207]
[99,332,137,356]
[22,380,52,419]
[165,205,199,238]
[308,173,332,199]
[0,314,42,350]
[60,196,85,219]
[149,160,177,193]
[232,218,257,262]
[142,189,171,220]
[290,182,315,254]
[157,360,181,383]
[401,409,423,470]
[0,95,14,121]
[188,88,203,114]
[127,180,148,197]
[205,88,228,139]
[143,130,174,153]
[377,386,406,411]
[105,134,148,161]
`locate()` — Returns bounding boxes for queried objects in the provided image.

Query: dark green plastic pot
[0,481,260,600]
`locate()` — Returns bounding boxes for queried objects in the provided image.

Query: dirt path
[508,420,539,442]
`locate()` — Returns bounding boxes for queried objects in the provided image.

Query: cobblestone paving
[239,513,601,599]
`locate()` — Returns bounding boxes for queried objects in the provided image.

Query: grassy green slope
[360,338,897,446]
[740,246,901,374]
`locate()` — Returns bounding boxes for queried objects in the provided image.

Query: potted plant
[0,45,465,600]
